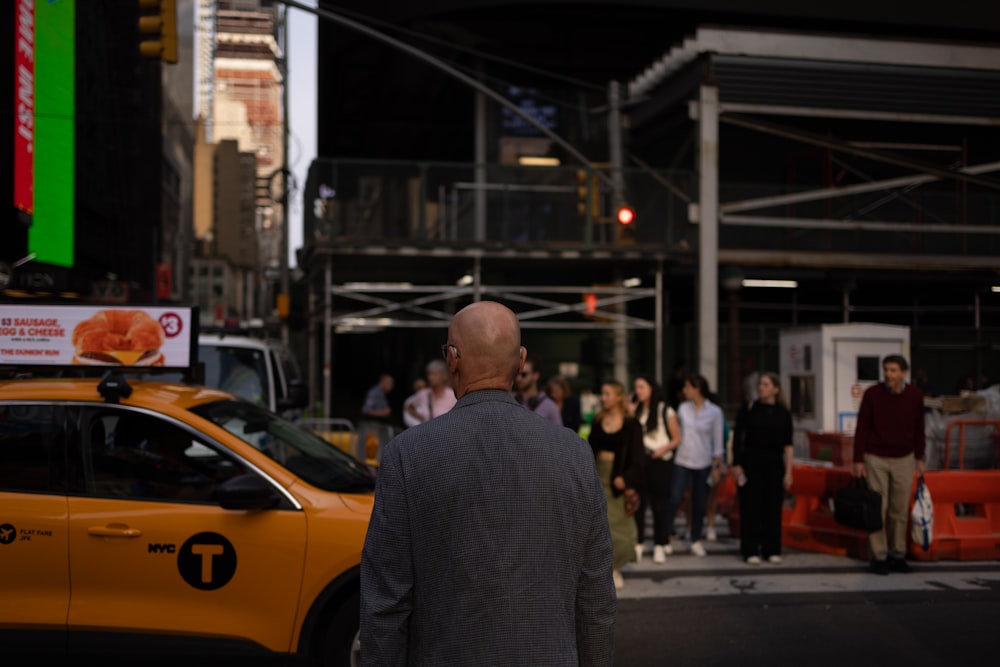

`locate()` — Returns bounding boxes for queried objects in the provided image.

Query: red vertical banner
[14,0,35,215]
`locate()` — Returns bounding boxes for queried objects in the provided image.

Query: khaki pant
[864,452,915,560]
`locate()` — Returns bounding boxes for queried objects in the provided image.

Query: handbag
[624,488,640,517]
[910,476,934,551]
[834,476,883,532]
[642,403,674,460]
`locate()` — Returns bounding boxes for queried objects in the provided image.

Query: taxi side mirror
[217,473,281,511]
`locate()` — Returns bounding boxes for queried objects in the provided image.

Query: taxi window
[190,400,375,494]
[0,404,76,494]
[82,409,250,503]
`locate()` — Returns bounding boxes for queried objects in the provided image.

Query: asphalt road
[615,521,1000,666]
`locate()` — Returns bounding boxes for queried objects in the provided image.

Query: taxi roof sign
[0,304,199,374]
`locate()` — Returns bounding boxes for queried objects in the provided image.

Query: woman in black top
[732,372,794,565]
[588,380,645,589]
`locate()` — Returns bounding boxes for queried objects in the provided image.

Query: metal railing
[303,158,1000,258]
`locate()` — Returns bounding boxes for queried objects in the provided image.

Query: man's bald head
[446,301,525,397]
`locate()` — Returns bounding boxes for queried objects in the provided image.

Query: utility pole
[609,80,628,386]
[280,3,291,343]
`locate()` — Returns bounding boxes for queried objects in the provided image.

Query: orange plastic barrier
[910,470,1000,561]
[726,426,1000,561]
[726,462,871,560]
[909,420,1000,561]
[780,463,872,560]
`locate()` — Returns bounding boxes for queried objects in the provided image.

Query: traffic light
[616,205,635,226]
[616,204,636,244]
[575,169,600,219]
[138,0,178,64]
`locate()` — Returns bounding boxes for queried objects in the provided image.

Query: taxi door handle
[88,523,143,538]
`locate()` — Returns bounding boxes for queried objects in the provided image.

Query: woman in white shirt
[403,360,457,427]
[663,373,724,557]
[631,375,681,564]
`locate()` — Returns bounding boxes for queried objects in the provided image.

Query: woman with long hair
[731,371,794,565]
[631,375,681,564]
[588,380,645,589]
[663,374,725,557]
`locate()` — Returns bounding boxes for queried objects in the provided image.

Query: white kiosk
[779,323,911,458]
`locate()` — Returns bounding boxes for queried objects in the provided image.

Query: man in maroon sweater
[852,354,926,575]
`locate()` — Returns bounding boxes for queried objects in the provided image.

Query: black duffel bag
[834,476,883,532]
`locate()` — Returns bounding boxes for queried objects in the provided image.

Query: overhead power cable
[311,2,606,93]
[280,0,612,186]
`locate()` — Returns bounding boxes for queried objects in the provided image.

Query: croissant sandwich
[72,309,166,366]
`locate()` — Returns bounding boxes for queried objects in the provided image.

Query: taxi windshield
[190,400,375,494]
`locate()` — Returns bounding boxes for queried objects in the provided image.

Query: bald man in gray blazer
[361,301,616,666]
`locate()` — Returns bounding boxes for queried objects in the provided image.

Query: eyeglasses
[441,343,460,360]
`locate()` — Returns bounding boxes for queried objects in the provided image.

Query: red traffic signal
[616,205,635,225]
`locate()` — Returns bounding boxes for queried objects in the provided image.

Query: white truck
[195,332,309,418]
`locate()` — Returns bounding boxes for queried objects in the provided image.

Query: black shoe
[887,557,912,573]
[869,559,890,575]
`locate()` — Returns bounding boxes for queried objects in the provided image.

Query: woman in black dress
[731,372,794,565]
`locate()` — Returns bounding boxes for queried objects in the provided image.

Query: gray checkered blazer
[361,389,616,666]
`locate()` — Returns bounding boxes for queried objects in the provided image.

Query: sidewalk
[620,513,1000,600]
[629,513,852,574]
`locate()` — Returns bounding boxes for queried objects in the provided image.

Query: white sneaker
[691,541,707,557]
[635,544,644,562]
[768,555,783,565]
[613,569,625,590]
[706,527,718,542]
[746,555,761,566]
[653,545,666,563]
[663,543,673,556]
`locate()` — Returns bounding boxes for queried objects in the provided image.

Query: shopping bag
[910,476,934,551]
[834,476,883,532]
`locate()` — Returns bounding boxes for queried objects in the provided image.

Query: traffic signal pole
[608,81,626,221]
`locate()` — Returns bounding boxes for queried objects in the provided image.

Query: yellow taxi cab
[0,372,374,665]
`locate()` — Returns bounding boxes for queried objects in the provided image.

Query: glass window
[83,409,250,503]
[789,375,816,419]
[191,400,375,494]
[0,404,75,493]
[857,356,881,382]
